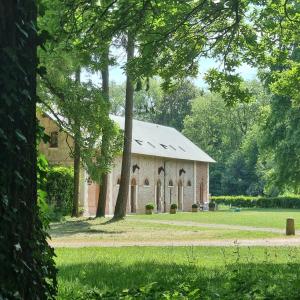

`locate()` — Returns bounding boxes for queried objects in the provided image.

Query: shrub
[192,203,198,208]
[46,166,74,216]
[209,201,216,208]
[79,283,201,300]
[212,195,300,208]
[170,203,178,209]
[145,203,155,210]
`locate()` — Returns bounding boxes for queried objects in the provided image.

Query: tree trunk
[96,47,110,218]
[72,69,81,217]
[113,33,135,219]
[0,0,56,298]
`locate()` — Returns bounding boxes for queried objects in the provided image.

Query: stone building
[38,112,215,216]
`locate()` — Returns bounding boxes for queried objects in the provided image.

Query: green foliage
[145,203,155,210]
[192,203,198,208]
[46,166,74,216]
[170,203,178,209]
[183,83,269,196]
[79,282,201,299]
[212,195,300,209]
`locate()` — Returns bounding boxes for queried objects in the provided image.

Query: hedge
[46,166,74,215]
[212,195,300,209]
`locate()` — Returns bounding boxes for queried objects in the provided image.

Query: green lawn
[49,215,281,246]
[131,208,300,229]
[56,246,300,299]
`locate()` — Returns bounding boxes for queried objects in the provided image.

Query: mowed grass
[56,246,300,299]
[132,208,300,229]
[49,216,281,245]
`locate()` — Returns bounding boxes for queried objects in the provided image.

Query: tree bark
[96,47,110,218]
[113,33,135,219]
[0,0,56,298]
[72,69,81,217]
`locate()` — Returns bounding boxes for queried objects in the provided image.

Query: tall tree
[113,32,135,219]
[0,0,56,298]
[72,68,81,217]
[96,46,110,217]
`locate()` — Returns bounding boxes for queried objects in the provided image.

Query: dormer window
[160,144,168,149]
[135,139,143,145]
[49,131,58,148]
[178,146,186,152]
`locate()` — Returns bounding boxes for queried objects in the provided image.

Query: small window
[117,177,121,185]
[169,145,176,151]
[135,139,143,145]
[160,144,168,149]
[187,180,192,187]
[168,180,174,187]
[49,131,58,148]
[144,178,150,186]
[178,146,186,152]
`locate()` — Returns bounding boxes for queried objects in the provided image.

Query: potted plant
[170,203,178,214]
[145,203,155,215]
[209,201,216,211]
[192,203,198,212]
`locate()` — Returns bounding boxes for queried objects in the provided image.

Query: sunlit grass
[131,208,300,229]
[56,246,300,299]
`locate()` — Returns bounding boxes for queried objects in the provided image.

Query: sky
[82,57,257,89]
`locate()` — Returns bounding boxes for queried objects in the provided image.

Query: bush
[212,195,300,208]
[192,203,198,208]
[46,166,74,216]
[170,203,178,209]
[209,201,216,208]
[145,203,155,210]
[79,283,201,300]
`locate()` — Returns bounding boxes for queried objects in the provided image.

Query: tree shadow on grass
[57,259,300,299]
[49,220,124,238]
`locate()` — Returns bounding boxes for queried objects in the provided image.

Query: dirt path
[130,219,291,234]
[50,237,300,248]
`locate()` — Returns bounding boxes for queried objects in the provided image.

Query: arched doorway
[130,178,137,213]
[178,180,183,210]
[156,180,162,212]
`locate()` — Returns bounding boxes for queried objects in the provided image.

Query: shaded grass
[131,208,300,229]
[56,246,300,299]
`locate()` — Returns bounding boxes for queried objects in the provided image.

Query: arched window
[187,180,192,187]
[117,177,121,185]
[168,180,174,187]
[144,178,150,186]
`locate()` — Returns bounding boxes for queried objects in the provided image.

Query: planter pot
[170,208,177,214]
[145,209,153,215]
[209,207,215,211]
[192,207,198,212]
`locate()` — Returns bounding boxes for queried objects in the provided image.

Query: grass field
[49,208,300,246]
[49,216,281,246]
[56,246,300,299]
[131,208,300,229]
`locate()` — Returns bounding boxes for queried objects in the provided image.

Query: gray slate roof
[110,115,215,163]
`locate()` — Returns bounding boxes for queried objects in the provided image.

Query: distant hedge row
[211,195,300,209]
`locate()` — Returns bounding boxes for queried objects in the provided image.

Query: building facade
[39,113,215,216]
